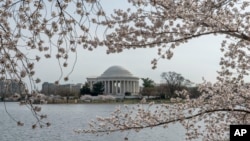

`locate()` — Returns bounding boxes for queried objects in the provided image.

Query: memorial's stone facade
[87,66,140,96]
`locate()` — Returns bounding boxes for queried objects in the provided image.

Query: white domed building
[87,66,140,97]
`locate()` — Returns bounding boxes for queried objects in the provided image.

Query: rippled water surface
[0,102,186,141]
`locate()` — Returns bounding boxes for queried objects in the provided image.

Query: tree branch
[92,108,250,133]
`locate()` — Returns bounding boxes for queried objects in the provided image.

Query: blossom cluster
[77,0,250,140]
[0,0,105,89]
[79,79,250,140]
[0,0,105,128]
[1,0,250,140]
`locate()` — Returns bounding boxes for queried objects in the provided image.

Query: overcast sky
[32,1,225,89]
[35,35,223,89]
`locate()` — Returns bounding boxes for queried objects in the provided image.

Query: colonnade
[101,79,139,95]
[87,79,139,95]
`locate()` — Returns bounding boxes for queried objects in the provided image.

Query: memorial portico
[87,66,140,95]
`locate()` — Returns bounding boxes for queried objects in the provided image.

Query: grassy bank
[47,99,171,104]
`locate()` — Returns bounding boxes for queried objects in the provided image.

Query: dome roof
[99,66,135,78]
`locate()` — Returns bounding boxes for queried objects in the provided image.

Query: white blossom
[1,0,250,139]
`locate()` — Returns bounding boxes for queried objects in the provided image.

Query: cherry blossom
[1,0,250,140]
[79,0,250,140]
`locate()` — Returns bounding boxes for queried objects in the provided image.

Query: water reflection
[0,102,186,141]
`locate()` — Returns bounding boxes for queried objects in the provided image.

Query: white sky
[32,1,225,89]
[35,35,223,89]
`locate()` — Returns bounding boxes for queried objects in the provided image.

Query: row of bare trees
[140,71,201,99]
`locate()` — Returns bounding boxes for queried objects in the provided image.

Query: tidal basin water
[0,102,186,141]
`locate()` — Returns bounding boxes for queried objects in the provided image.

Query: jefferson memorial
[87,66,140,96]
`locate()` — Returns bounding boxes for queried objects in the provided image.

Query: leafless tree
[161,71,192,99]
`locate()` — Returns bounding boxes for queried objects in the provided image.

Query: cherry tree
[79,0,250,140]
[0,0,106,128]
[1,0,250,140]
[0,0,106,87]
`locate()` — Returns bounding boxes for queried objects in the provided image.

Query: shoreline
[0,99,171,104]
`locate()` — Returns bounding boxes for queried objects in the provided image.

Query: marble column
[118,80,120,94]
[119,81,120,94]
[127,81,129,93]
[103,81,106,94]
[115,81,118,94]
[134,81,136,93]
[132,81,135,93]
[124,80,127,93]
[131,81,133,93]
[110,80,112,94]
[123,80,125,94]
[106,81,108,94]
[115,80,117,94]
[136,81,139,93]
[120,81,122,94]
[112,80,114,94]
[107,81,109,94]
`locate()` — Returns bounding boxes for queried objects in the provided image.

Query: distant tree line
[81,71,201,99]
[141,71,201,100]
[80,82,104,96]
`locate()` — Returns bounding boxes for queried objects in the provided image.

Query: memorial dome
[99,66,134,78]
[88,65,140,95]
